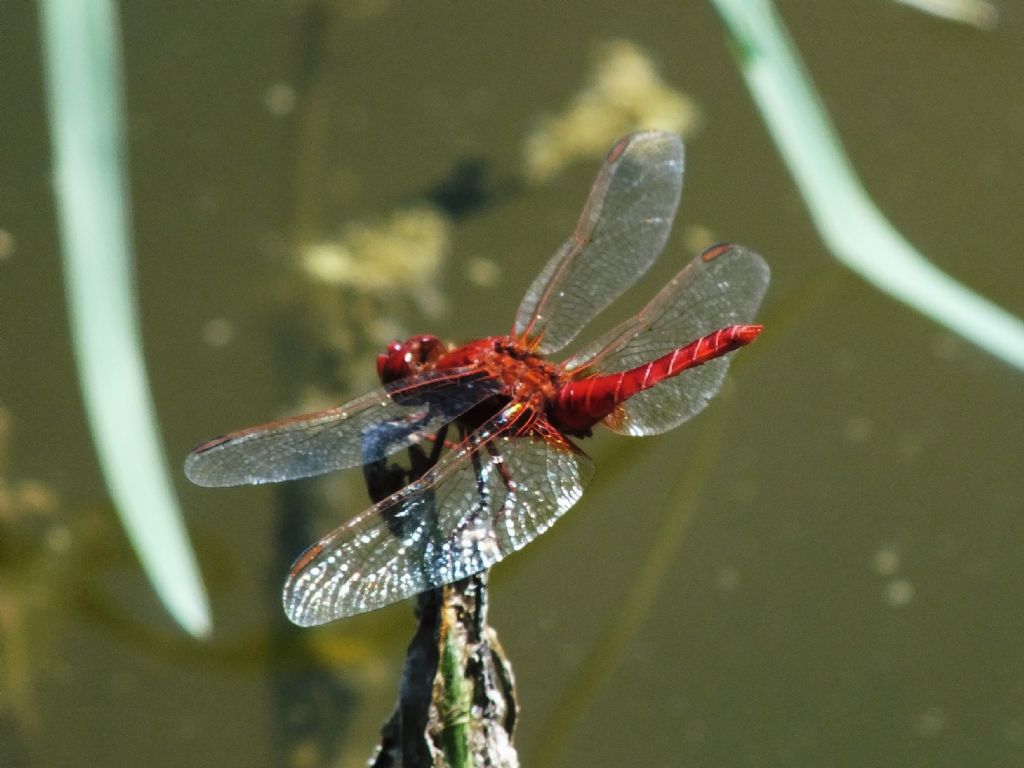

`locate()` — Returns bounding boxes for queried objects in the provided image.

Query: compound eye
[376,336,444,384]
[376,340,409,382]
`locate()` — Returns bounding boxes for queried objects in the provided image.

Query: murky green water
[2,2,1022,766]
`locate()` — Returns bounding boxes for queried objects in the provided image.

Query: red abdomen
[550,324,762,435]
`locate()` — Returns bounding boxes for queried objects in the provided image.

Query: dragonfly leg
[425,423,450,467]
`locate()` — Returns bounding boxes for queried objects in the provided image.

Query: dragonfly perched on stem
[186,131,770,627]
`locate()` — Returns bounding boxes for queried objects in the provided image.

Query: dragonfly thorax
[435,335,563,411]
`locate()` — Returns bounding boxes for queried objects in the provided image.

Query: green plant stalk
[39,0,211,637]
[439,612,472,768]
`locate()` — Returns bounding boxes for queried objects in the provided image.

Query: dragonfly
[185,131,770,626]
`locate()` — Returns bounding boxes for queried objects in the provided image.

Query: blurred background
[1,1,1022,766]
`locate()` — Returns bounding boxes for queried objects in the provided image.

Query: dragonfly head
[376,335,446,383]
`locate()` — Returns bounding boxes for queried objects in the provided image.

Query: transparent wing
[514,131,685,354]
[564,243,770,436]
[283,405,595,625]
[184,369,505,487]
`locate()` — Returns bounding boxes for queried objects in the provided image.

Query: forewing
[283,406,595,625]
[565,243,769,436]
[184,369,504,487]
[514,131,684,354]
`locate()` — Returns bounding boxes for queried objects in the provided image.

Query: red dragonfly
[186,131,769,626]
